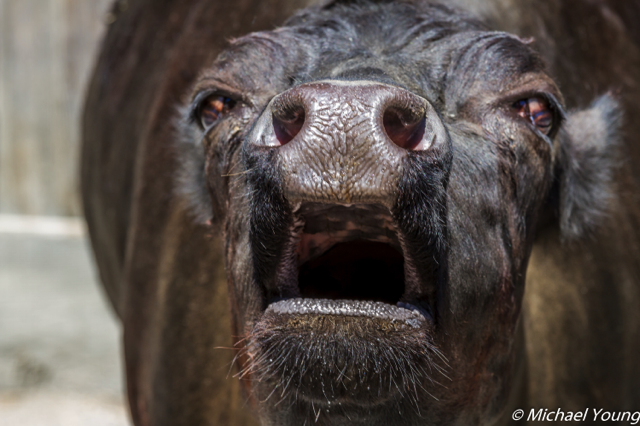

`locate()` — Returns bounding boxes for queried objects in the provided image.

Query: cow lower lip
[250,297,442,407]
[266,298,428,326]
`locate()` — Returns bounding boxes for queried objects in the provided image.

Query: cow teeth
[267,298,426,327]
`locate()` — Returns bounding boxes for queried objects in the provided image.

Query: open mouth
[244,201,446,405]
[299,240,405,303]
[264,202,437,325]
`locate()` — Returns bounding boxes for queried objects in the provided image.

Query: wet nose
[247,80,448,205]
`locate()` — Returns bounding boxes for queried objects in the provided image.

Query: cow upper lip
[264,202,438,323]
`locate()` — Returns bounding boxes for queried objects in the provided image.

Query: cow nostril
[273,108,305,145]
[383,107,426,150]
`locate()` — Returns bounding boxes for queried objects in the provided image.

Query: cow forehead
[207,2,548,103]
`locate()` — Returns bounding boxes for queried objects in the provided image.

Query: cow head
[177,2,620,425]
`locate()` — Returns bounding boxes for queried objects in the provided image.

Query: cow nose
[270,82,433,151]
[247,80,448,205]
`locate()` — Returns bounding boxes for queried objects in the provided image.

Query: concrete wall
[0,0,113,216]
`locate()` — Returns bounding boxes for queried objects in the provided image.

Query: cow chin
[247,307,442,406]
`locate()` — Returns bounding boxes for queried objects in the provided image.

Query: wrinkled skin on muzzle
[249,80,449,204]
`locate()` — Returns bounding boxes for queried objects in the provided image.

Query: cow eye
[199,95,236,128]
[514,97,553,135]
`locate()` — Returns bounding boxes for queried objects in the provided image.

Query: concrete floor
[0,228,130,425]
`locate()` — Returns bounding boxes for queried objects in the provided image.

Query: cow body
[82,1,640,425]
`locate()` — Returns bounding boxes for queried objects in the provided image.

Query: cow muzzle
[240,79,452,404]
[247,80,448,206]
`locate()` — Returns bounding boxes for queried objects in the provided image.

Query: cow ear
[555,94,622,240]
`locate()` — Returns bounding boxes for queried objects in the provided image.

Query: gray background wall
[0,0,113,216]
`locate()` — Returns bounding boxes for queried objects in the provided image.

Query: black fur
[392,150,452,318]
[243,145,295,301]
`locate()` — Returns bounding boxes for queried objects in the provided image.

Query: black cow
[82,1,640,425]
